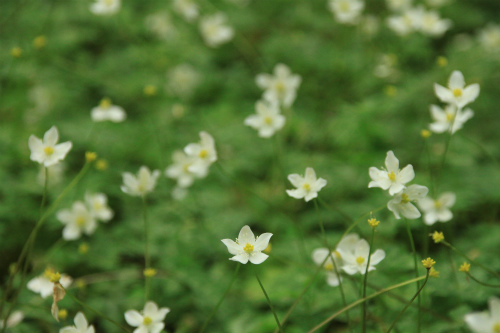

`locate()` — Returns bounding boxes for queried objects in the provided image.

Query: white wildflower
[465,297,500,333]
[85,192,114,222]
[121,166,161,197]
[387,184,429,219]
[286,167,327,202]
[337,238,386,275]
[29,126,72,167]
[173,0,199,22]
[0,311,24,329]
[125,302,170,333]
[434,70,480,109]
[60,312,95,333]
[199,13,234,48]
[221,225,273,264]
[91,98,126,123]
[368,151,415,196]
[429,104,474,134]
[165,150,198,187]
[184,131,217,177]
[328,0,365,25]
[417,192,455,225]
[90,0,120,15]
[255,63,301,108]
[57,201,98,240]
[478,23,500,51]
[166,64,200,99]
[27,269,72,298]
[244,100,286,138]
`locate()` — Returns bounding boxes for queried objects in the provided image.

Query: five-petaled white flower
[256,64,301,108]
[286,167,327,202]
[465,297,500,333]
[60,312,95,333]
[328,0,365,25]
[184,131,217,177]
[369,151,415,196]
[0,311,24,329]
[337,239,386,275]
[165,150,199,188]
[85,192,114,222]
[429,104,474,134]
[29,126,72,167]
[57,201,98,240]
[27,268,72,298]
[124,301,170,333]
[121,166,161,197]
[387,184,429,219]
[221,225,273,264]
[417,192,455,225]
[434,71,480,109]
[199,13,234,48]
[90,0,121,15]
[91,98,126,123]
[244,100,286,138]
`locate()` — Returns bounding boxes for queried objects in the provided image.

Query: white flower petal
[448,71,465,89]
[44,126,59,146]
[230,254,249,264]
[221,239,240,255]
[249,252,269,264]
[125,310,143,327]
[385,151,399,172]
[254,233,272,252]
[238,225,255,245]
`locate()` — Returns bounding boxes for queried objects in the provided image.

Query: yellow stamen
[264,116,273,125]
[44,268,55,279]
[339,1,350,12]
[275,81,285,93]
[33,35,47,49]
[243,243,254,253]
[99,98,112,109]
[143,317,153,325]
[302,183,311,191]
[429,267,440,278]
[401,193,410,204]
[388,171,396,181]
[493,323,500,333]
[11,47,22,58]
[199,149,208,159]
[356,257,365,265]
[44,146,54,155]
[49,272,61,283]
[446,112,455,122]
[58,309,68,320]
[367,218,380,228]
[421,257,436,269]
[434,200,443,209]
[76,217,86,227]
[436,56,448,68]
[452,88,462,97]
[324,263,334,271]
[96,159,108,171]
[420,129,431,139]
[334,250,341,259]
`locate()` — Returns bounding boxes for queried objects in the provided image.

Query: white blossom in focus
[286,167,327,202]
[173,0,199,22]
[121,166,161,197]
[91,98,126,123]
[387,184,429,219]
[255,63,301,108]
[244,100,286,138]
[27,269,72,298]
[90,0,121,15]
[221,225,273,264]
[125,302,170,333]
[165,150,198,188]
[29,126,72,167]
[337,238,386,275]
[418,192,455,225]
[429,104,474,134]
[184,131,217,177]
[199,13,234,48]
[0,311,24,329]
[57,201,98,240]
[60,312,95,333]
[85,192,114,222]
[368,151,415,196]
[328,0,365,25]
[434,70,480,109]
[465,297,500,333]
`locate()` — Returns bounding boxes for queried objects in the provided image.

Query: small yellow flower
[421,129,431,139]
[58,309,68,320]
[34,35,47,49]
[264,243,272,254]
[143,268,157,277]
[78,242,89,254]
[367,218,380,228]
[459,262,470,273]
[144,85,157,96]
[85,151,97,163]
[431,231,444,243]
[436,56,448,68]
[96,159,108,171]
[384,85,397,97]
[11,47,22,58]
[429,267,439,278]
[421,257,436,269]
[49,272,61,283]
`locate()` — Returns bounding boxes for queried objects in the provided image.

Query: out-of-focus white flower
[434,71,480,109]
[85,193,113,222]
[387,7,423,36]
[172,186,188,200]
[91,98,126,123]
[173,0,199,22]
[373,54,398,79]
[37,163,65,186]
[125,301,170,333]
[121,166,161,197]
[166,64,200,98]
[429,104,474,134]
[478,24,500,51]
[199,13,234,48]
[145,12,177,40]
[360,15,380,37]
[184,131,217,177]
[221,225,272,264]
[244,100,286,138]
[465,297,500,333]
[27,269,72,298]
[90,0,121,15]
[165,150,198,187]
[0,311,24,329]
[255,63,301,108]
[369,151,415,196]
[386,0,412,12]
[60,312,95,333]
[286,167,327,202]
[57,201,98,240]
[418,192,455,225]
[387,184,429,219]
[328,0,365,25]
[312,248,344,287]
[338,239,385,275]
[419,10,452,37]
[29,126,72,167]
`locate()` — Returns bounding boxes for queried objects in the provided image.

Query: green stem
[441,241,500,279]
[142,195,151,301]
[466,272,500,288]
[253,266,283,333]
[362,228,376,333]
[386,270,430,333]
[199,264,241,333]
[405,219,421,333]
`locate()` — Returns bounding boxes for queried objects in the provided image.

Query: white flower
[387,7,423,36]
[172,186,188,201]
[29,126,72,167]
[373,54,398,79]
[256,63,302,108]
[199,13,234,48]
[328,0,365,25]
[27,269,72,298]
[145,12,177,40]
[57,201,98,240]
[368,151,415,196]
[386,0,412,12]
[387,184,429,219]
[184,131,217,177]
[337,239,386,275]
[244,100,286,138]
[312,248,344,287]
[221,225,273,264]
[166,64,200,98]
[90,0,121,15]
[165,150,198,187]
[286,167,327,202]
[419,9,452,37]
[417,192,455,225]
[465,297,500,333]
[121,166,161,197]
[60,312,95,333]
[173,0,199,22]
[91,98,126,122]
[434,71,480,109]
[85,192,114,222]
[124,301,170,333]
[0,311,24,329]
[429,104,474,134]
[478,24,500,51]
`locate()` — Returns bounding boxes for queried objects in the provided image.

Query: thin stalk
[405,219,421,333]
[441,241,500,279]
[386,270,430,333]
[307,275,427,333]
[424,139,435,197]
[199,263,241,333]
[142,195,151,301]
[362,228,376,333]
[253,266,283,333]
[466,272,500,288]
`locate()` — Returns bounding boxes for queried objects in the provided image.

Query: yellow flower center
[183,163,191,172]
[93,202,102,210]
[44,268,55,279]
[324,262,334,271]
[493,323,500,333]
[243,243,254,253]
[434,200,443,209]
[334,250,341,259]
[44,146,54,155]
[99,98,112,109]
[446,112,455,122]
[356,257,365,265]
[199,149,208,159]
[275,81,285,93]
[388,171,396,181]
[264,116,273,125]
[76,217,86,227]
[452,88,462,97]
[302,183,311,191]
[401,193,410,204]
[339,1,350,12]
[143,316,153,325]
